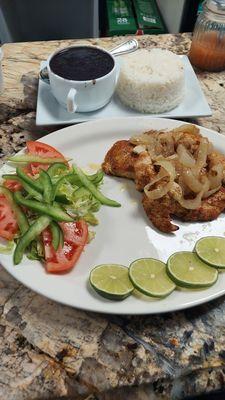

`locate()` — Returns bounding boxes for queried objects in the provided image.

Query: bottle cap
[205,0,225,14]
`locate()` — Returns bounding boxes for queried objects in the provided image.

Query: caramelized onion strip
[203,185,221,199]
[178,192,203,210]
[144,180,173,200]
[195,138,208,172]
[172,124,200,135]
[170,182,203,210]
[177,144,196,167]
[154,160,176,181]
[182,168,204,193]
[144,160,176,200]
[208,164,223,189]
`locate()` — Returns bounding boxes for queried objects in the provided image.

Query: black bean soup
[50,46,115,81]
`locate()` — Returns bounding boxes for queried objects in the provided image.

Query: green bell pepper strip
[39,170,53,203]
[16,168,43,192]
[2,174,20,181]
[87,170,104,185]
[52,170,104,201]
[47,163,69,178]
[0,186,29,234]
[50,221,63,250]
[72,164,121,207]
[10,168,67,204]
[13,215,51,265]
[20,182,42,201]
[2,173,42,201]
[8,155,67,164]
[71,167,104,185]
[14,191,73,222]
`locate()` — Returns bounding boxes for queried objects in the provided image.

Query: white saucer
[36,56,212,126]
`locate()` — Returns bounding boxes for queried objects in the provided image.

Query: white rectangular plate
[36,56,212,126]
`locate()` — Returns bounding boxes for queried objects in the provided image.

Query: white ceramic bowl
[46,45,119,113]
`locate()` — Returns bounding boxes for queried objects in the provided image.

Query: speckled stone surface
[0,33,225,400]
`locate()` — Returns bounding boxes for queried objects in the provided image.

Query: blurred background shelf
[0,0,203,43]
[156,0,203,34]
[0,0,99,43]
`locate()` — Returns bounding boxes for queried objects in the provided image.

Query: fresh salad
[0,141,120,273]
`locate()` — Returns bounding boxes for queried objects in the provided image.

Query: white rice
[116,48,185,113]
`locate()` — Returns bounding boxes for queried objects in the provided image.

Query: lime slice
[89,264,133,300]
[167,251,218,288]
[195,236,225,268]
[129,258,176,298]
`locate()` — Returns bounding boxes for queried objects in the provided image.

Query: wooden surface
[1,33,225,400]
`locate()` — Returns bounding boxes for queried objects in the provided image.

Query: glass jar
[189,0,225,71]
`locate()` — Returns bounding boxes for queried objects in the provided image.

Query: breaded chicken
[142,188,225,233]
[142,192,179,233]
[102,140,155,191]
[173,129,202,155]
[102,140,136,180]
[208,151,225,169]
[102,133,225,233]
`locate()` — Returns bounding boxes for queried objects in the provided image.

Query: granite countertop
[1,33,225,400]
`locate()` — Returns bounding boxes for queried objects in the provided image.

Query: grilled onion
[177,144,195,167]
[208,164,223,189]
[182,168,205,193]
[178,192,203,210]
[173,124,200,134]
[158,132,175,156]
[203,185,221,199]
[133,145,146,154]
[146,168,168,187]
[144,180,173,200]
[144,160,176,200]
[170,182,203,210]
[130,124,225,210]
[154,160,176,181]
[195,138,208,172]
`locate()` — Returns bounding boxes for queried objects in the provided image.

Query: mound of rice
[116,48,185,113]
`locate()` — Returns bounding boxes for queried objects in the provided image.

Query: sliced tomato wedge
[3,179,22,192]
[3,165,33,192]
[42,220,88,273]
[26,141,67,176]
[0,194,18,240]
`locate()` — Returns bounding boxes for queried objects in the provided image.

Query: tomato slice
[26,141,67,176]
[3,165,33,192]
[0,195,18,240]
[3,179,22,192]
[42,220,88,273]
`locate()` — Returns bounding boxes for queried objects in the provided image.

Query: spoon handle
[40,39,139,84]
[110,38,138,57]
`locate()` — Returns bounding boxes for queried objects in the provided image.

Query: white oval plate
[1,117,225,315]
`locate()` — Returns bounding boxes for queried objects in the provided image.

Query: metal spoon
[39,38,138,84]
[109,38,138,56]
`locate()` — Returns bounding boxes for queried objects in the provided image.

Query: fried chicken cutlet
[102,128,225,233]
[142,188,225,233]
[102,139,156,191]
